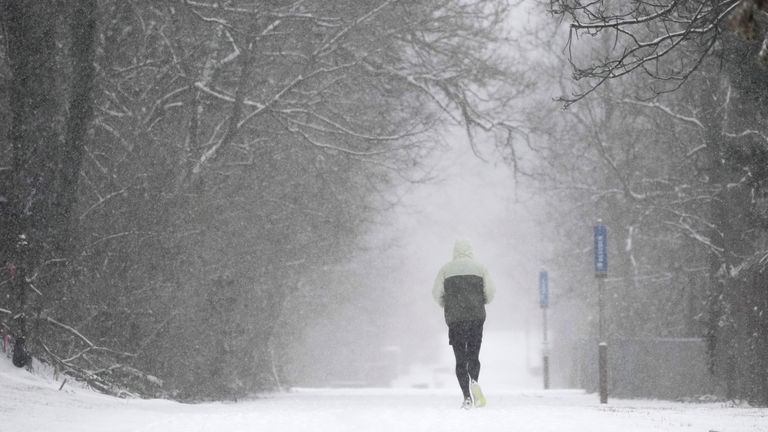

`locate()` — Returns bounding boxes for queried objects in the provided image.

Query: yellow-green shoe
[470,380,486,407]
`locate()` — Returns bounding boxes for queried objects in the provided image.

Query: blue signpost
[539,270,549,389]
[594,224,608,276]
[539,270,549,309]
[594,221,608,404]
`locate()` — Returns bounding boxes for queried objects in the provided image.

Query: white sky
[385,130,547,332]
[296,129,551,390]
[345,130,552,390]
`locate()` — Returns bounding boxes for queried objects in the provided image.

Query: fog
[385,134,548,390]
[287,130,549,390]
[389,134,545,332]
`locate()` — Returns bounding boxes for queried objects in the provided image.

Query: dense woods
[4,0,768,406]
[0,0,522,399]
[539,0,768,404]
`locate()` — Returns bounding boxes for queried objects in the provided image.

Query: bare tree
[1,0,529,398]
[549,0,768,104]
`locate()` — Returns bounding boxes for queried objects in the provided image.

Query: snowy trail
[2,357,766,432]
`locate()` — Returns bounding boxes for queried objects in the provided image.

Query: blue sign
[539,270,548,308]
[594,224,608,275]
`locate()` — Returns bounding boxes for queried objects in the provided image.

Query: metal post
[542,307,549,390]
[539,269,549,390]
[598,276,607,404]
[598,276,605,341]
[594,221,608,404]
[12,234,30,368]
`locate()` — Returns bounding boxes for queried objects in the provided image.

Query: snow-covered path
[2,358,766,432]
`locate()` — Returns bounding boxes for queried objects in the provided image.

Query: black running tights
[452,340,481,398]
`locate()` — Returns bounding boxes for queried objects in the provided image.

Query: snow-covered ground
[2,352,766,432]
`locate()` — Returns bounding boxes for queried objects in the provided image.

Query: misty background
[286,131,546,390]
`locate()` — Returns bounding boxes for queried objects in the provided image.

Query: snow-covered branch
[285,123,401,157]
[193,82,265,109]
[183,0,340,28]
[619,99,704,129]
[84,231,157,250]
[46,316,95,347]
[78,186,130,220]
[554,0,741,103]
[663,220,724,255]
[312,0,398,58]
[278,108,423,141]
[568,1,683,30]
[724,129,768,144]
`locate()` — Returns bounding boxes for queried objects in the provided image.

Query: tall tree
[2,0,62,365]
[550,0,763,103]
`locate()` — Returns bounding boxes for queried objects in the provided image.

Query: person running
[432,239,495,409]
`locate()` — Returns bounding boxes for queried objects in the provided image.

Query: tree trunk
[698,82,741,398]
[2,0,62,354]
[2,0,97,363]
[57,0,98,252]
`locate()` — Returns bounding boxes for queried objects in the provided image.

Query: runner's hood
[453,239,474,260]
